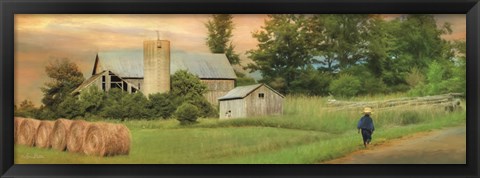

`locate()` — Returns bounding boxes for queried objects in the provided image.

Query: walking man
[357,107,375,148]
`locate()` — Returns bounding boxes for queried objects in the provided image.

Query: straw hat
[362,107,373,114]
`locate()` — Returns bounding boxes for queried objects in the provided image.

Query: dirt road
[323,125,466,164]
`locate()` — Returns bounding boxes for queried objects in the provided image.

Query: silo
[143,40,171,96]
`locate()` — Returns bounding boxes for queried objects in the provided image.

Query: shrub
[405,66,425,88]
[291,68,332,96]
[175,103,200,125]
[400,111,421,125]
[57,95,84,119]
[187,95,218,118]
[14,99,39,118]
[148,93,176,119]
[340,66,386,95]
[329,74,362,98]
[79,86,106,115]
[101,89,151,120]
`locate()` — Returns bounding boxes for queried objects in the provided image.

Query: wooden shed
[218,83,284,119]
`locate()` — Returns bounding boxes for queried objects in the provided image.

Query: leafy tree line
[16,59,216,123]
[205,14,257,87]
[246,14,465,97]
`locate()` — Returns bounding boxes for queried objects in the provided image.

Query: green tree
[171,70,216,118]
[171,70,207,98]
[234,70,257,87]
[308,15,373,71]
[205,14,240,64]
[382,15,453,90]
[41,59,85,116]
[247,14,312,94]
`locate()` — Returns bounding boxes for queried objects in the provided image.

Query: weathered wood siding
[219,99,246,119]
[124,79,143,92]
[245,85,284,117]
[201,79,235,105]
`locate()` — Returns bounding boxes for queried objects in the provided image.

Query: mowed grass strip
[15,127,331,164]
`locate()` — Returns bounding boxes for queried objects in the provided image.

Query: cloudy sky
[14,14,466,106]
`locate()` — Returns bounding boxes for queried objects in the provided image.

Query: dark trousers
[361,129,372,143]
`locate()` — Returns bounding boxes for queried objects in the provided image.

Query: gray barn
[72,40,236,105]
[218,84,284,119]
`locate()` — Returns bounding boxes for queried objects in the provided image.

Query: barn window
[259,93,265,99]
[101,76,106,91]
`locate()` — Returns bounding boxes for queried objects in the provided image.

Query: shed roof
[94,50,236,79]
[218,83,284,101]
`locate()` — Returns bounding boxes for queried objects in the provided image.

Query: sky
[14,14,466,106]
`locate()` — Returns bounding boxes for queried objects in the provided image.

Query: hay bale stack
[66,120,90,153]
[34,120,55,148]
[50,119,73,151]
[17,118,41,146]
[14,117,26,144]
[83,123,131,157]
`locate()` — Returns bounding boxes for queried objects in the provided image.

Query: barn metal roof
[218,83,284,101]
[95,50,236,79]
[97,51,144,78]
[171,51,236,79]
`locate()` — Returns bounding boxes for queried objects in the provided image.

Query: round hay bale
[49,119,73,151]
[14,117,26,144]
[17,118,41,146]
[83,123,131,157]
[66,120,90,153]
[34,120,55,148]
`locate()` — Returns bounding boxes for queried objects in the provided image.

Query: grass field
[15,95,466,164]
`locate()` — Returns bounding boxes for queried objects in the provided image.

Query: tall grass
[190,95,455,135]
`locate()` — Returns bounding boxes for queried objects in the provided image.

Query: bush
[291,68,332,96]
[405,66,425,88]
[148,93,176,119]
[187,95,218,118]
[175,103,200,125]
[400,111,421,125]
[57,95,84,119]
[340,66,386,95]
[329,74,362,97]
[101,89,151,120]
[14,99,39,118]
[79,86,105,115]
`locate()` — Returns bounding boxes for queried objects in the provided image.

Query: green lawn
[16,127,332,164]
[15,95,466,164]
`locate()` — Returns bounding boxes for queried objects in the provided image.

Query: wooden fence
[327,93,463,112]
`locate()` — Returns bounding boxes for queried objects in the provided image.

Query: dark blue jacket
[357,115,375,131]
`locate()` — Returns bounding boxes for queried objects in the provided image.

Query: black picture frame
[1,0,479,177]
